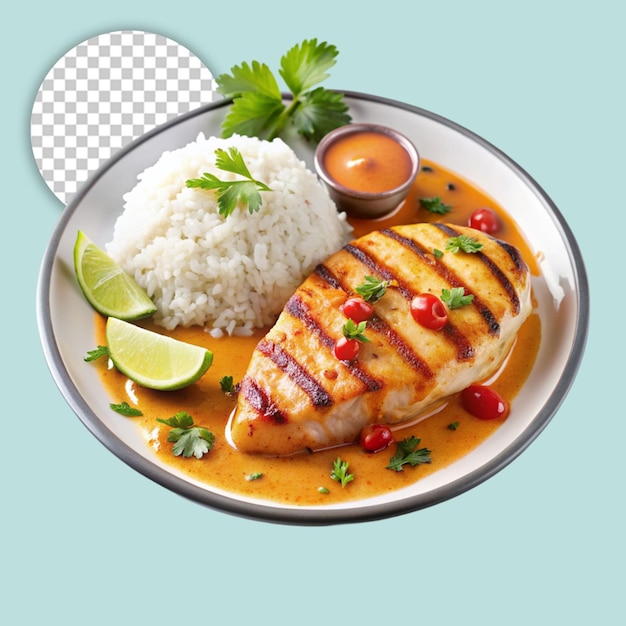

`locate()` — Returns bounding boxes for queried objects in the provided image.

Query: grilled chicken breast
[229,222,532,456]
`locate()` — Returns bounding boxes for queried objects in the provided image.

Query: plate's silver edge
[36,91,590,526]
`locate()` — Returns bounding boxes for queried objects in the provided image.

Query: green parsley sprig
[219,375,234,393]
[216,39,351,142]
[445,235,483,254]
[157,411,215,459]
[84,345,109,362]
[419,196,452,215]
[219,375,240,396]
[355,276,391,303]
[386,436,432,472]
[186,147,271,217]
[330,457,354,487]
[342,319,370,343]
[441,287,474,309]
[110,401,143,417]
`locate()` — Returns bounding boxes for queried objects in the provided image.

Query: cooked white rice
[106,133,353,337]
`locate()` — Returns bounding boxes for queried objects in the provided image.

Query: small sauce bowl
[314,123,420,218]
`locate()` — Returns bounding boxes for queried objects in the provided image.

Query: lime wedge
[106,317,213,390]
[74,230,157,320]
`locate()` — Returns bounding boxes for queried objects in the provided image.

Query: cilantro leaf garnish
[342,319,370,343]
[216,39,351,142]
[386,436,432,472]
[355,276,391,303]
[84,345,109,362]
[441,287,475,309]
[291,87,352,141]
[217,60,281,100]
[220,375,236,395]
[214,144,262,178]
[186,147,271,217]
[217,91,285,139]
[330,457,354,487]
[419,196,452,215]
[445,235,483,254]
[110,401,143,417]
[279,39,338,94]
[157,411,215,459]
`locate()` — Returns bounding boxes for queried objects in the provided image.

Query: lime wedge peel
[105,317,213,391]
[73,230,157,320]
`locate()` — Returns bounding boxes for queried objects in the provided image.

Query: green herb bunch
[216,39,351,142]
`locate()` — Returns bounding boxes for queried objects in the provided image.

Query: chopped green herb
[318,486,330,494]
[419,196,452,215]
[355,276,391,303]
[386,436,432,472]
[110,401,143,417]
[186,146,272,217]
[220,375,235,393]
[433,248,444,259]
[246,472,263,481]
[330,457,354,487]
[445,235,483,254]
[441,287,475,309]
[84,345,109,362]
[157,411,215,459]
[448,421,460,431]
[216,39,351,142]
[342,319,370,343]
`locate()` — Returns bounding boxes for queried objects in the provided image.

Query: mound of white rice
[106,133,353,336]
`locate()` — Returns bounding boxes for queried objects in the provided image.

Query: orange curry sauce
[322,130,414,193]
[94,159,541,506]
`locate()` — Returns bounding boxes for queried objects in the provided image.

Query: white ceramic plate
[37,92,589,524]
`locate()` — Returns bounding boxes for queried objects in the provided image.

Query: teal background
[2,0,621,623]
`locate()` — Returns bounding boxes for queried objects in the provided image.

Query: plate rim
[36,90,590,525]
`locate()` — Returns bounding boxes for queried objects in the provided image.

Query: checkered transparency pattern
[31,30,219,205]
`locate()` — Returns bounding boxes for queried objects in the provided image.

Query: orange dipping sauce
[322,130,414,193]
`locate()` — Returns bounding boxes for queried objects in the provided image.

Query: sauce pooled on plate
[94,159,542,506]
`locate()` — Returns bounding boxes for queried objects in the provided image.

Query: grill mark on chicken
[381,228,501,335]
[256,339,332,407]
[367,317,435,378]
[240,377,288,424]
[498,240,527,273]
[316,262,434,378]
[314,264,342,290]
[345,243,475,361]
[344,243,412,299]
[285,294,383,392]
[433,223,521,314]
[285,294,335,349]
